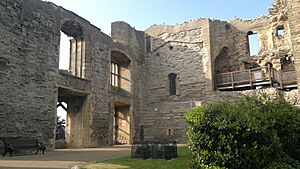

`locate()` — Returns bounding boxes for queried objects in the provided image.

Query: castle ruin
[1,0,300,149]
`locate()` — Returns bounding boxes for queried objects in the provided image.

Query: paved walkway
[0,146,130,169]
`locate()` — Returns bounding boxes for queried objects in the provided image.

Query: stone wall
[140,0,300,143]
[230,1,293,71]
[0,0,144,148]
[110,21,145,143]
[287,0,300,90]
[0,0,59,149]
[142,19,211,142]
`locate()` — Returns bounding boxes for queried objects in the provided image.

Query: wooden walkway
[215,67,297,90]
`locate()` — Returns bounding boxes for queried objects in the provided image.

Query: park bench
[0,137,43,156]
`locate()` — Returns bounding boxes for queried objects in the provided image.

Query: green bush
[269,99,300,161]
[264,154,300,169]
[186,96,300,169]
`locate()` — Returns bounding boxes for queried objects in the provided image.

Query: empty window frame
[145,36,151,53]
[111,63,119,87]
[60,21,85,78]
[247,32,260,56]
[168,73,177,95]
[59,31,71,70]
[110,51,131,91]
[276,25,284,37]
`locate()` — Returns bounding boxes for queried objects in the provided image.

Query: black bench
[0,137,44,156]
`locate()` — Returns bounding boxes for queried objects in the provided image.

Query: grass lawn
[80,146,191,169]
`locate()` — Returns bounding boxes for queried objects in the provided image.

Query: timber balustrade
[215,67,297,90]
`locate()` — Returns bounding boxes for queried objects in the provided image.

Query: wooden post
[231,72,234,89]
[214,74,217,90]
[268,67,272,87]
[249,69,252,87]
[280,70,283,89]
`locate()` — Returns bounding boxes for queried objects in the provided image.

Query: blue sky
[46,0,274,34]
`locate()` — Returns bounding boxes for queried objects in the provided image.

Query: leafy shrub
[269,99,300,161]
[264,154,300,169]
[186,96,300,169]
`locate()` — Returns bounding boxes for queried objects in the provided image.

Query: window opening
[276,25,284,37]
[111,63,119,87]
[110,51,131,92]
[145,36,151,53]
[59,31,72,70]
[60,21,85,78]
[247,32,260,56]
[168,73,177,95]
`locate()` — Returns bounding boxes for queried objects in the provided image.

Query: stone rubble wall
[0,0,60,149]
[230,1,293,71]
[287,0,300,89]
[142,19,211,143]
[0,0,144,148]
[141,0,300,143]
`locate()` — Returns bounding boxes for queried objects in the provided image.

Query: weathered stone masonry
[142,0,300,142]
[0,0,145,148]
[0,0,300,148]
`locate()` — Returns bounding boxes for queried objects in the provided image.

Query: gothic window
[168,73,177,95]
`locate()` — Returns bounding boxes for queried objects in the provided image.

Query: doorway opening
[56,101,67,141]
[56,87,89,148]
[114,104,131,145]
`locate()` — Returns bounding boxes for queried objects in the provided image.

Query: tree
[56,116,65,140]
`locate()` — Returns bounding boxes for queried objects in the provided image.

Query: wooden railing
[216,67,297,90]
[280,71,297,88]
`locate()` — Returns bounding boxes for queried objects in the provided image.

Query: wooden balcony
[215,67,297,91]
